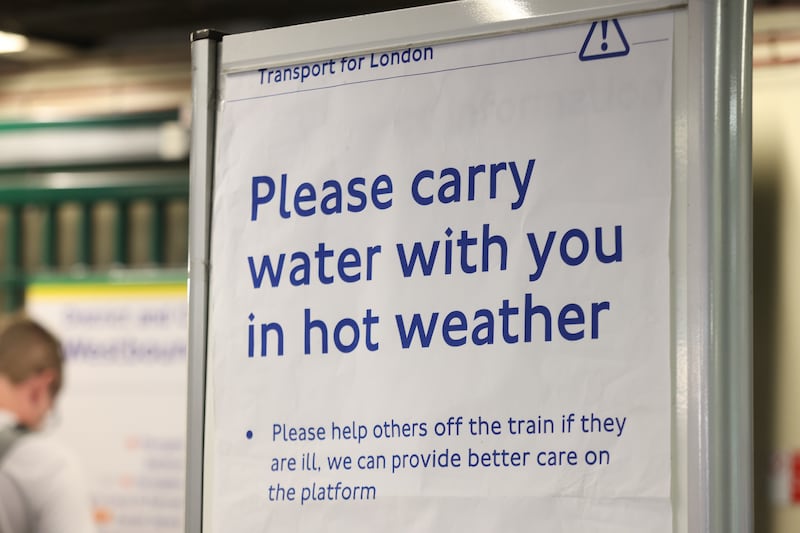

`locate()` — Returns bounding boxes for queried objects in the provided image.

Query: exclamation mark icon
[579,18,630,61]
[600,20,609,52]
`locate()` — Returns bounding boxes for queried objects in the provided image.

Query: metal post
[79,202,93,267]
[186,28,224,533]
[151,200,166,265]
[713,0,753,531]
[687,0,753,531]
[42,204,58,269]
[115,200,129,265]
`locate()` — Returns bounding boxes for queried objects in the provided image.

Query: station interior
[0,0,793,531]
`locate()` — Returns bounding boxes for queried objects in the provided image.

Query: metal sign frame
[187,1,752,531]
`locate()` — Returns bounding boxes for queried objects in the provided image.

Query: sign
[27,281,187,533]
[207,11,673,532]
[770,450,800,505]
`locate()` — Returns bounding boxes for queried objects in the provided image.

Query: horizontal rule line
[226,50,578,103]
[630,38,670,46]
[226,36,669,104]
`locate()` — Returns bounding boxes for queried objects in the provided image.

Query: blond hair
[0,315,64,397]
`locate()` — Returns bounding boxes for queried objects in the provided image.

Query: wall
[0,47,190,120]
[752,46,800,533]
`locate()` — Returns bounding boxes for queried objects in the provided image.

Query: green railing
[0,112,189,311]
[0,165,189,310]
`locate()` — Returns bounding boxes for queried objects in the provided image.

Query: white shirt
[0,409,96,533]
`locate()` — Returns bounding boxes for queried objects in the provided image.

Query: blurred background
[0,0,793,531]
[752,1,800,532]
[0,0,448,304]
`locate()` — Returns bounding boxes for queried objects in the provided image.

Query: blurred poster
[26,279,187,533]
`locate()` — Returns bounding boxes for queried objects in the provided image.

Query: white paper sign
[208,12,673,532]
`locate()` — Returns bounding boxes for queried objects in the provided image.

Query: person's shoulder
[4,431,97,533]
[11,429,72,457]
[4,430,82,480]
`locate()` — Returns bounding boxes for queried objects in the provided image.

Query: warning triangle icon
[579,19,630,61]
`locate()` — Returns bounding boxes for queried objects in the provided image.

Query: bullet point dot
[246,430,253,439]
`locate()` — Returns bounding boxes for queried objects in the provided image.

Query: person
[0,315,95,533]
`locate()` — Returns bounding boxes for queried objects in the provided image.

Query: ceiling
[0,0,797,69]
[1,0,792,46]
[0,0,449,50]
[0,0,455,72]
